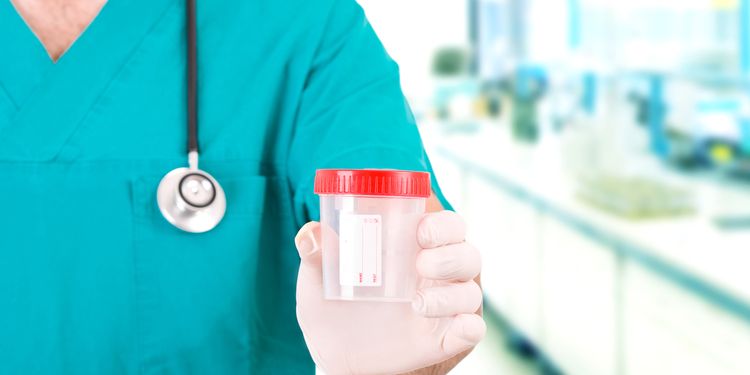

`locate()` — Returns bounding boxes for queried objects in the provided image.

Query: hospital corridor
[360,0,750,374]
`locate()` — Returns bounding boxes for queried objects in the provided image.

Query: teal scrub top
[0,0,449,373]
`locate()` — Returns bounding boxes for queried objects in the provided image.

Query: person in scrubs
[1,0,485,374]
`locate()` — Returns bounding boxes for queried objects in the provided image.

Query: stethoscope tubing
[186,0,199,155]
[155,0,227,233]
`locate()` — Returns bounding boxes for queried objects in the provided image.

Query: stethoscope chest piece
[157,165,226,233]
[157,0,227,233]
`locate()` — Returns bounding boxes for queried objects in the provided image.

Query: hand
[295,211,485,375]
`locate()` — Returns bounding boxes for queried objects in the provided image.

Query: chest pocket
[130,172,292,372]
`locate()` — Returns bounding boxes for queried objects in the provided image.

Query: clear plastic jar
[314,169,431,302]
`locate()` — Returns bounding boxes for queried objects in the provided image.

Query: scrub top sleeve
[286,0,451,225]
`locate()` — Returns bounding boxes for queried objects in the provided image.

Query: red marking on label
[359,273,363,283]
[372,274,377,282]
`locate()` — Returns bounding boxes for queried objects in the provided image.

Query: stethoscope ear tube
[156,0,227,233]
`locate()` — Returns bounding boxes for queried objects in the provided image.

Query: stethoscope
[156,0,226,233]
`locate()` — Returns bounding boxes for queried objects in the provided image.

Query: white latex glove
[295,211,485,375]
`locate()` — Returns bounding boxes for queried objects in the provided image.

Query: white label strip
[339,213,382,287]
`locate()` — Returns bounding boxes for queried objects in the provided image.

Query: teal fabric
[0,0,449,373]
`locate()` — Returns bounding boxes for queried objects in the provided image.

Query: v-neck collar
[0,2,54,107]
[0,0,177,161]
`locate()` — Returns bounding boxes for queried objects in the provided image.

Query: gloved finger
[412,281,482,317]
[416,242,481,281]
[294,221,323,287]
[441,313,486,356]
[418,210,466,249]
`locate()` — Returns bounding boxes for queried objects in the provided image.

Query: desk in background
[423,124,750,375]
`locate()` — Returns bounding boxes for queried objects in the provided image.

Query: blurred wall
[357,0,469,98]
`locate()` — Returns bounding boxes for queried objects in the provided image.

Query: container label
[339,213,382,287]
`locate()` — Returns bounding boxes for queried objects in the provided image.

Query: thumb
[441,314,486,356]
[294,221,323,286]
[295,222,323,262]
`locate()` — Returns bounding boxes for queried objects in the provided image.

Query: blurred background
[357,0,750,374]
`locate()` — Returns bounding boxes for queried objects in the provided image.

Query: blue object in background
[648,75,669,157]
[742,0,750,154]
[740,118,750,154]
[568,0,581,49]
[582,71,597,114]
[512,65,547,142]
[516,65,547,99]
[477,0,505,78]
[740,0,750,75]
